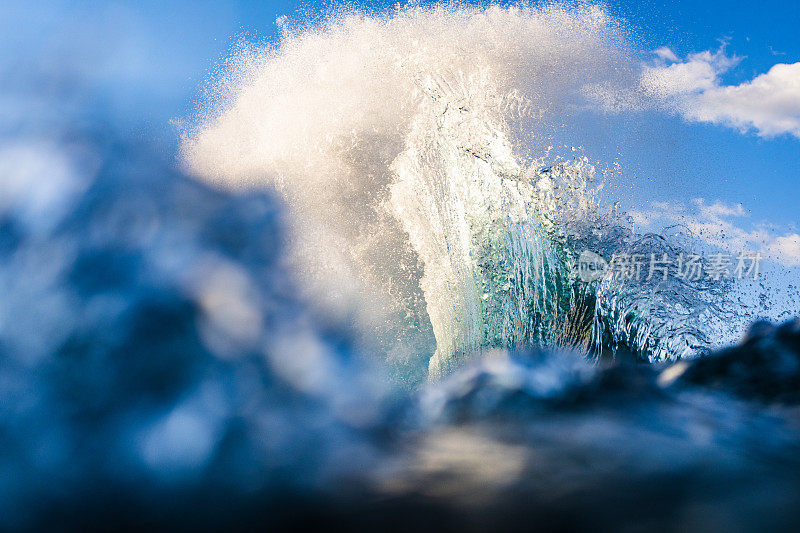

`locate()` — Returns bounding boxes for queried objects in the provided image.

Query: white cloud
[641,48,800,139]
[630,198,800,267]
[691,197,745,218]
[768,234,800,264]
[653,47,679,63]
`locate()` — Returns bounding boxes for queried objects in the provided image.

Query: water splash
[183,3,744,380]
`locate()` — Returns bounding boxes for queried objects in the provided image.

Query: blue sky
[2,0,798,263]
[591,0,800,242]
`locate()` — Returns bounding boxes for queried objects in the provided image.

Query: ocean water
[183,3,761,381]
[2,2,800,531]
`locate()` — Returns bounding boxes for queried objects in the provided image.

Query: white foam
[182,3,634,381]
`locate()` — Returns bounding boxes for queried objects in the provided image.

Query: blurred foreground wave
[0,126,391,530]
[2,123,800,532]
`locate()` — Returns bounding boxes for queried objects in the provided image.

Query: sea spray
[183,3,741,380]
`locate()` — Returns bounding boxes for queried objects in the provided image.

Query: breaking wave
[183,3,749,382]
[5,2,800,530]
